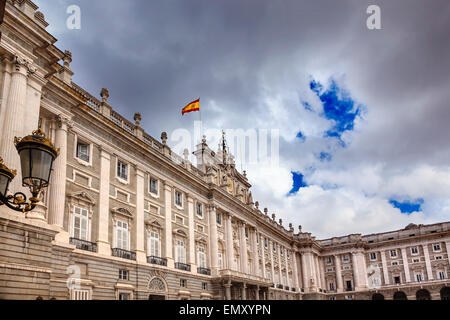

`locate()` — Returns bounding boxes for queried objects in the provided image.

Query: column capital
[163,181,173,191]
[55,114,73,131]
[11,54,36,76]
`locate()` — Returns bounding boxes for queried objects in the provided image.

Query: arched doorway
[440,287,450,300]
[148,277,167,300]
[372,293,385,300]
[416,289,431,300]
[393,291,408,300]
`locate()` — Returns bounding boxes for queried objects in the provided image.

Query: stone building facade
[0,0,449,301]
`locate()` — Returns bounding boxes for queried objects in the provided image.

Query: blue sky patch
[310,79,362,140]
[289,172,308,195]
[296,131,306,142]
[319,152,332,162]
[389,198,424,215]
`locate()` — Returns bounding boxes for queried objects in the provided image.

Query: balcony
[112,248,136,261]
[70,238,97,252]
[147,256,167,266]
[175,262,191,272]
[277,284,283,289]
[197,267,211,275]
[284,286,290,291]
[291,288,296,292]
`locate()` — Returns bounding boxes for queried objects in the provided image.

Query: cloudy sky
[34,0,450,238]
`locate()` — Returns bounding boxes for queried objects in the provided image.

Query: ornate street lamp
[0,128,59,212]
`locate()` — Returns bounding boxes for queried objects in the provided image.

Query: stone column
[334,255,343,292]
[446,242,450,266]
[285,248,290,287]
[422,244,434,281]
[380,250,390,285]
[239,222,248,274]
[251,228,258,275]
[208,205,219,275]
[300,253,308,290]
[292,250,300,290]
[0,56,34,194]
[226,213,234,270]
[351,252,361,290]
[224,283,231,300]
[241,283,247,300]
[255,286,260,300]
[261,233,266,278]
[47,116,71,233]
[164,183,174,268]
[97,148,111,255]
[270,240,275,283]
[314,255,323,289]
[0,59,12,138]
[187,195,197,272]
[319,257,326,291]
[401,247,411,283]
[135,167,146,263]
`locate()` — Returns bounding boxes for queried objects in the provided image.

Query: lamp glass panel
[0,174,9,195]
[31,149,53,183]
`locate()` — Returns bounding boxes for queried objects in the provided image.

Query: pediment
[69,191,95,205]
[111,207,133,219]
[145,219,162,229]
[173,229,188,237]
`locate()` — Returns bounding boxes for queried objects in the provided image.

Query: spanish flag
[182,98,200,115]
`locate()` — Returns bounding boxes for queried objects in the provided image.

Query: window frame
[174,190,183,209]
[411,246,419,255]
[197,246,207,268]
[71,206,90,241]
[148,231,161,257]
[369,252,377,261]
[390,249,398,258]
[115,220,130,250]
[175,239,186,264]
[196,202,203,219]
[433,243,442,252]
[149,177,159,197]
[116,158,129,183]
[74,134,93,167]
[119,269,129,281]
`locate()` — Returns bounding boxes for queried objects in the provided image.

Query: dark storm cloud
[34,0,450,237]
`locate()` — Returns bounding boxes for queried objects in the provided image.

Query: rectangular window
[280,246,284,255]
[264,238,268,248]
[149,231,160,257]
[435,255,443,260]
[342,254,350,262]
[416,273,423,282]
[411,247,419,255]
[72,206,88,240]
[394,276,401,284]
[116,221,129,250]
[413,258,420,263]
[438,271,446,280]
[202,282,208,291]
[245,228,249,239]
[119,269,129,280]
[196,203,203,218]
[216,212,222,225]
[76,141,90,162]
[175,191,183,207]
[370,252,377,260]
[149,178,158,195]
[392,261,399,266]
[325,257,332,264]
[329,282,335,291]
[180,279,187,288]
[176,239,186,264]
[118,293,130,300]
[390,250,397,258]
[197,247,206,268]
[218,253,223,269]
[117,160,128,181]
[433,243,441,252]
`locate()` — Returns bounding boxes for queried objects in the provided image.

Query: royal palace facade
[0,0,449,301]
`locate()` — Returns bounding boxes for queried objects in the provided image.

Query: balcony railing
[277,284,283,289]
[70,238,97,252]
[112,248,136,261]
[284,286,290,291]
[147,256,167,266]
[291,288,296,292]
[197,267,211,275]
[175,262,191,272]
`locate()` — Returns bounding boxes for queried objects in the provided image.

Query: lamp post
[0,128,59,213]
